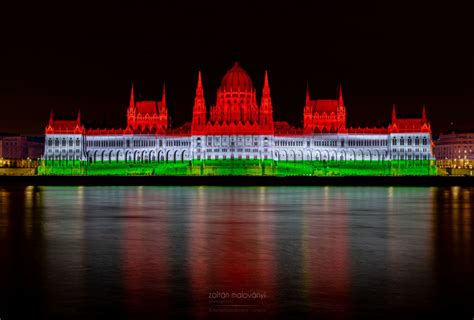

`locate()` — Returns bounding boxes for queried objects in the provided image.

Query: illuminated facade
[42,63,436,176]
[434,132,473,175]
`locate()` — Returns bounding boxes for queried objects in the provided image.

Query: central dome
[220,62,253,92]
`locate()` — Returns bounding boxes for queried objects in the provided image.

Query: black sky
[0,0,472,134]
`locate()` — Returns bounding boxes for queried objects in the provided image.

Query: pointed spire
[392,104,397,123]
[193,71,206,110]
[76,110,81,125]
[192,70,206,134]
[197,70,203,90]
[129,82,135,109]
[421,104,427,122]
[264,70,269,89]
[306,82,310,104]
[338,84,344,106]
[49,110,54,126]
[161,82,166,108]
[261,69,271,101]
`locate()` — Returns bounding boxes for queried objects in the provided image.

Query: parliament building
[42,63,435,175]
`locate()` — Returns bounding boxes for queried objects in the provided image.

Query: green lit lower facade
[42,130,437,176]
[39,159,437,176]
[42,129,437,177]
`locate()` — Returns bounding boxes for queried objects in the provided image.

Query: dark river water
[0,186,473,319]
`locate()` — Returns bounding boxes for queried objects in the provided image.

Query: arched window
[408,137,412,145]
[423,137,428,145]
[415,137,420,145]
[62,139,66,147]
[400,138,404,146]
[48,139,53,147]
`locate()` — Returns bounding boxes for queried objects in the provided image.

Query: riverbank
[0,168,36,176]
[0,175,472,186]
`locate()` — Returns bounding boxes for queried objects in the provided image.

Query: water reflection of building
[0,186,45,318]
[41,186,87,317]
[188,188,276,318]
[122,187,170,317]
[431,187,474,318]
[301,187,349,318]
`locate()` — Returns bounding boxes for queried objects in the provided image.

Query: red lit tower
[303,83,312,133]
[259,70,274,134]
[192,71,207,135]
[127,83,168,133]
[389,104,431,133]
[304,84,346,133]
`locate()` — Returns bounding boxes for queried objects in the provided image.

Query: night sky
[1,1,471,135]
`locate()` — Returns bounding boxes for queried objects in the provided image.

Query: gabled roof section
[136,101,158,116]
[313,99,339,114]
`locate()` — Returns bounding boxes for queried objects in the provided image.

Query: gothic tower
[259,70,274,133]
[303,84,313,133]
[192,71,207,134]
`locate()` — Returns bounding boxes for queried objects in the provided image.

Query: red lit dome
[220,62,253,92]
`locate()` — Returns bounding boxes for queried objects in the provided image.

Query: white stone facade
[44,132,435,163]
